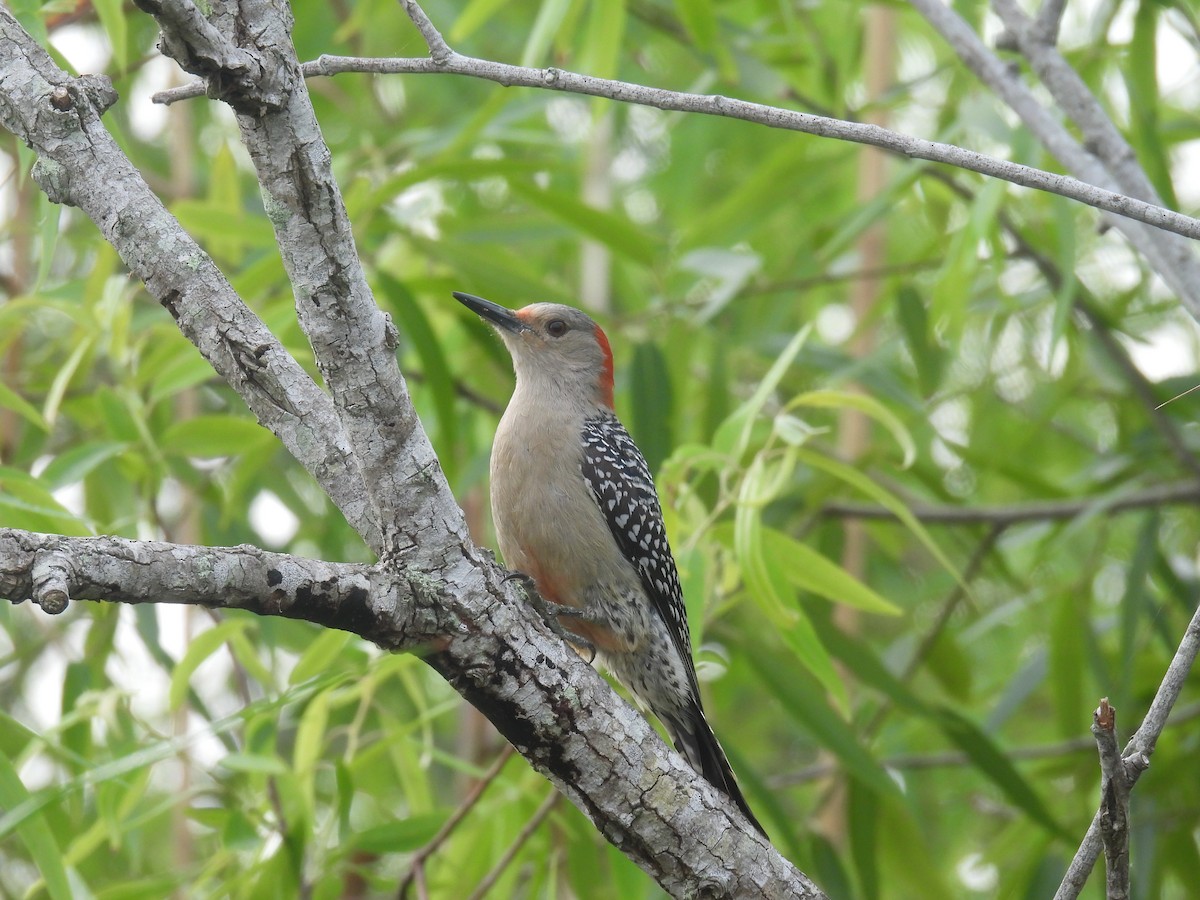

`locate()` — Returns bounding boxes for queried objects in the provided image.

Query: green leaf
[8,0,46,42]
[43,335,93,426]
[760,526,901,616]
[293,690,331,775]
[38,441,128,489]
[1118,512,1158,708]
[848,776,880,900]
[171,200,277,249]
[1049,591,1085,739]
[748,651,896,799]
[777,610,847,713]
[0,710,37,759]
[380,275,460,475]
[934,707,1066,837]
[924,632,972,702]
[0,680,330,841]
[451,0,512,42]
[894,285,944,397]
[0,751,73,900]
[733,459,797,626]
[672,0,736,78]
[141,338,217,405]
[92,0,128,70]
[289,629,354,686]
[812,612,928,715]
[629,341,673,474]
[795,449,966,591]
[161,415,275,458]
[0,466,91,535]
[1048,198,1078,354]
[788,389,915,468]
[712,325,811,458]
[219,753,290,776]
[581,0,625,79]
[732,463,846,707]
[34,195,61,292]
[674,0,717,50]
[0,380,48,431]
[507,180,659,265]
[169,620,252,711]
[347,814,446,853]
[1125,2,1176,207]
[521,0,573,67]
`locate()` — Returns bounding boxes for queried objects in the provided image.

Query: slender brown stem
[397,745,517,899]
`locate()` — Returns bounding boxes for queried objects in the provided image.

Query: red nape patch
[594,323,615,408]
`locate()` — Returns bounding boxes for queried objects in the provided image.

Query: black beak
[453,292,527,335]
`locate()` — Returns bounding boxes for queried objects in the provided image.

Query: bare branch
[989,0,1200,315]
[0,527,823,897]
[1034,0,1068,44]
[397,0,452,62]
[0,9,380,550]
[1091,699,1131,900]
[1055,601,1200,899]
[822,481,1200,526]
[908,0,1200,318]
[140,0,446,558]
[151,53,1200,244]
[130,0,268,106]
[0,529,401,640]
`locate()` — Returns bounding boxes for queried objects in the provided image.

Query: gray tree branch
[147,24,1200,244]
[822,480,1200,526]
[907,0,1200,319]
[0,8,819,896]
[0,8,380,551]
[1054,601,1200,900]
[140,0,449,558]
[1090,700,1131,900]
[0,527,823,899]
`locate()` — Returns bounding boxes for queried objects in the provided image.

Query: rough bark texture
[0,5,828,895]
[0,528,822,898]
[0,8,380,550]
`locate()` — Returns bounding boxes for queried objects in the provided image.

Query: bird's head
[454,292,614,409]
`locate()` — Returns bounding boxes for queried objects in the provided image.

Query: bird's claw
[502,571,598,663]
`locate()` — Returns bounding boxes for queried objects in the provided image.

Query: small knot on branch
[1094,697,1115,732]
[31,550,71,615]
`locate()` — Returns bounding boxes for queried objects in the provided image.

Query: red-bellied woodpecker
[454,291,765,835]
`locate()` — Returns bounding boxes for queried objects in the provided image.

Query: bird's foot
[502,571,598,663]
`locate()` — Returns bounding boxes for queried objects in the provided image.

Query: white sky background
[9,0,1200,805]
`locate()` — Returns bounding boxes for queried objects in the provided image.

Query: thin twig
[778,700,1200,786]
[822,481,1200,526]
[909,0,1200,319]
[397,0,451,62]
[1091,699,1131,900]
[397,744,517,899]
[466,790,562,900]
[149,55,1200,243]
[1054,601,1200,899]
[918,166,1200,482]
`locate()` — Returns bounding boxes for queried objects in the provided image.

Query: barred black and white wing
[579,412,695,673]
[579,411,766,835]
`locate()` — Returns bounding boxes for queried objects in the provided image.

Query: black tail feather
[667,706,767,837]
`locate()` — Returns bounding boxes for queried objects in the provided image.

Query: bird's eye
[546,320,568,337]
